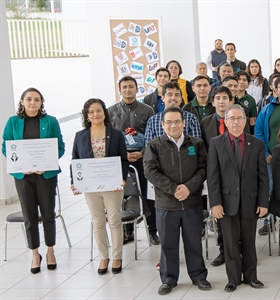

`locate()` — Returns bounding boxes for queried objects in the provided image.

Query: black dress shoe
[46,254,57,270]
[112,259,122,274]
[211,253,225,267]
[158,283,177,295]
[150,234,160,245]
[192,279,211,291]
[98,258,110,275]
[243,279,264,288]
[31,254,42,274]
[224,282,241,292]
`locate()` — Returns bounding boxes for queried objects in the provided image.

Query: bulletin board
[110,19,163,102]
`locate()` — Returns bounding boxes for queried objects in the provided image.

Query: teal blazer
[2,114,65,180]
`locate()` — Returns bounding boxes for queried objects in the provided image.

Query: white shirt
[246,78,263,104]
[167,133,184,149]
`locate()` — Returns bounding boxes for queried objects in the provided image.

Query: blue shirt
[156,95,165,114]
[145,110,202,145]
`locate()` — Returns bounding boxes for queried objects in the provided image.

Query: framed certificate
[72,156,123,193]
[5,138,59,173]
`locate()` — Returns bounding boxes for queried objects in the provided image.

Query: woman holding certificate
[2,87,65,274]
[71,98,129,275]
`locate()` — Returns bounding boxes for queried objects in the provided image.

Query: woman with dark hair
[166,60,195,104]
[272,58,280,75]
[246,59,269,105]
[70,98,129,275]
[2,87,65,274]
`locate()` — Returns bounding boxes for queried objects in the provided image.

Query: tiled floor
[1,117,280,300]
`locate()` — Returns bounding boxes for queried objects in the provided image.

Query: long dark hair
[17,87,46,118]
[247,59,265,85]
[81,98,111,128]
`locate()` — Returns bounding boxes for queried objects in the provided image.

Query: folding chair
[4,185,71,261]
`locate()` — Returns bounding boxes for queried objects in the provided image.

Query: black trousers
[220,212,258,283]
[14,174,57,249]
[156,206,208,285]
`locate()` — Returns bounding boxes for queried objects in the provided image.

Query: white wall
[270,0,280,73]
[198,0,272,78]
[85,0,199,107]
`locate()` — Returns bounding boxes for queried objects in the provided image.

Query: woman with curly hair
[2,87,65,274]
[246,59,269,104]
[70,98,129,275]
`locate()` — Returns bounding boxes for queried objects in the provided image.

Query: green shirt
[191,97,213,120]
[236,92,257,118]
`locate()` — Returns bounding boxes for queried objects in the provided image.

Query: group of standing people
[2,42,280,296]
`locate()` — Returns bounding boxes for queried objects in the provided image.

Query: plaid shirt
[145,110,202,145]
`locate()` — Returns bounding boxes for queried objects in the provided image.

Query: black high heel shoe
[98,258,110,275]
[112,259,122,274]
[31,254,42,274]
[46,254,57,270]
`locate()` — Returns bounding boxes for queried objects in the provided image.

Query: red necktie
[219,118,225,134]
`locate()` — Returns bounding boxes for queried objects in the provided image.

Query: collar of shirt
[228,131,245,144]
[121,99,137,108]
[192,97,212,107]
[167,132,185,149]
[226,58,236,63]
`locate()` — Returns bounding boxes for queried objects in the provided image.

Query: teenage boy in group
[145,81,201,145]
[224,42,246,72]
[183,76,216,122]
[235,70,258,134]
[208,104,268,292]
[206,39,227,81]
[143,67,171,114]
[107,76,160,245]
[144,106,211,295]
[200,86,250,268]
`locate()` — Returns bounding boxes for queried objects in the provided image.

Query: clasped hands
[174,184,190,201]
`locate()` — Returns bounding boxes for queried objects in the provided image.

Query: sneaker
[155,261,160,270]
[258,224,275,236]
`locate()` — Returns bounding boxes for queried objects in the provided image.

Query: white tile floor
[1,117,280,300]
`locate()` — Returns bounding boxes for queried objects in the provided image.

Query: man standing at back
[207,104,268,292]
[108,76,160,245]
[206,39,227,81]
[224,43,246,72]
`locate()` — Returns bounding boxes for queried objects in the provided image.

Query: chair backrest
[123,165,144,215]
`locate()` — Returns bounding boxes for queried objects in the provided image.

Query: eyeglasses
[163,120,183,126]
[226,117,245,123]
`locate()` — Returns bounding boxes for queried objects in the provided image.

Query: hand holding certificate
[5,138,59,173]
[72,156,123,193]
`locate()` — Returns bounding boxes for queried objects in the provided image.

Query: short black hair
[162,81,182,97]
[222,75,238,84]
[155,67,171,79]
[235,70,251,83]
[192,75,209,85]
[162,106,183,121]
[118,76,138,89]
[217,62,233,74]
[211,86,232,102]
[225,42,236,50]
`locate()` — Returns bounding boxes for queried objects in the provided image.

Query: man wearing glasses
[144,106,211,295]
[207,104,269,293]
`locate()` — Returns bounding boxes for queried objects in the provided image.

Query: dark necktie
[234,137,242,175]
[219,118,225,134]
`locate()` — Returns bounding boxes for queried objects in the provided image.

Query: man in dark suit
[207,104,269,292]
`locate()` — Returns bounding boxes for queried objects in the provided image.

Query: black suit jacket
[201,113,250,151]
[269,144,280,217]
[143,90,158,114]
[71,126,129,184]
[207,132,269,218]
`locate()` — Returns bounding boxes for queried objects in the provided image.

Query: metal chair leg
[4,223,8,261]
[205,222,209,260]
[90,222,93,261]
[57,215,72,247]
[134,221,138,260]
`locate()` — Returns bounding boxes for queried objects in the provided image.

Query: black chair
[4,186,72,261]
[90,165,151,261]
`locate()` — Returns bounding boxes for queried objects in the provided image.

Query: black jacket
[143,134,207,210]
[71,126,129,184]
[143,90,158,113]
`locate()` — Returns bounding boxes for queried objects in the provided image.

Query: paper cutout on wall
[145,74,157,87]
[117,64,130,76]
[130,61,144,73]
[143,23,157,36]
[113,23,127,37]
[129,36,141,47]
[114,51,129,65]
[132,74,145,84]
[129,47,144,60]
[145,51,159,64]
[136,85,146,97]
[146,86,157,95]
[143,37,157,51]
[147,61,159,74]
[128,22,142,35]
[114,37,127,50]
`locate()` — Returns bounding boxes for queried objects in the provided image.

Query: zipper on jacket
[178,148,185,210]
[171,147,174,165]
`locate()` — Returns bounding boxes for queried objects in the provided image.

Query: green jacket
[2,114,65,180]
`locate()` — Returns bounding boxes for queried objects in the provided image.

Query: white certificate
[72,156,123,193]
[5,138,59,173]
